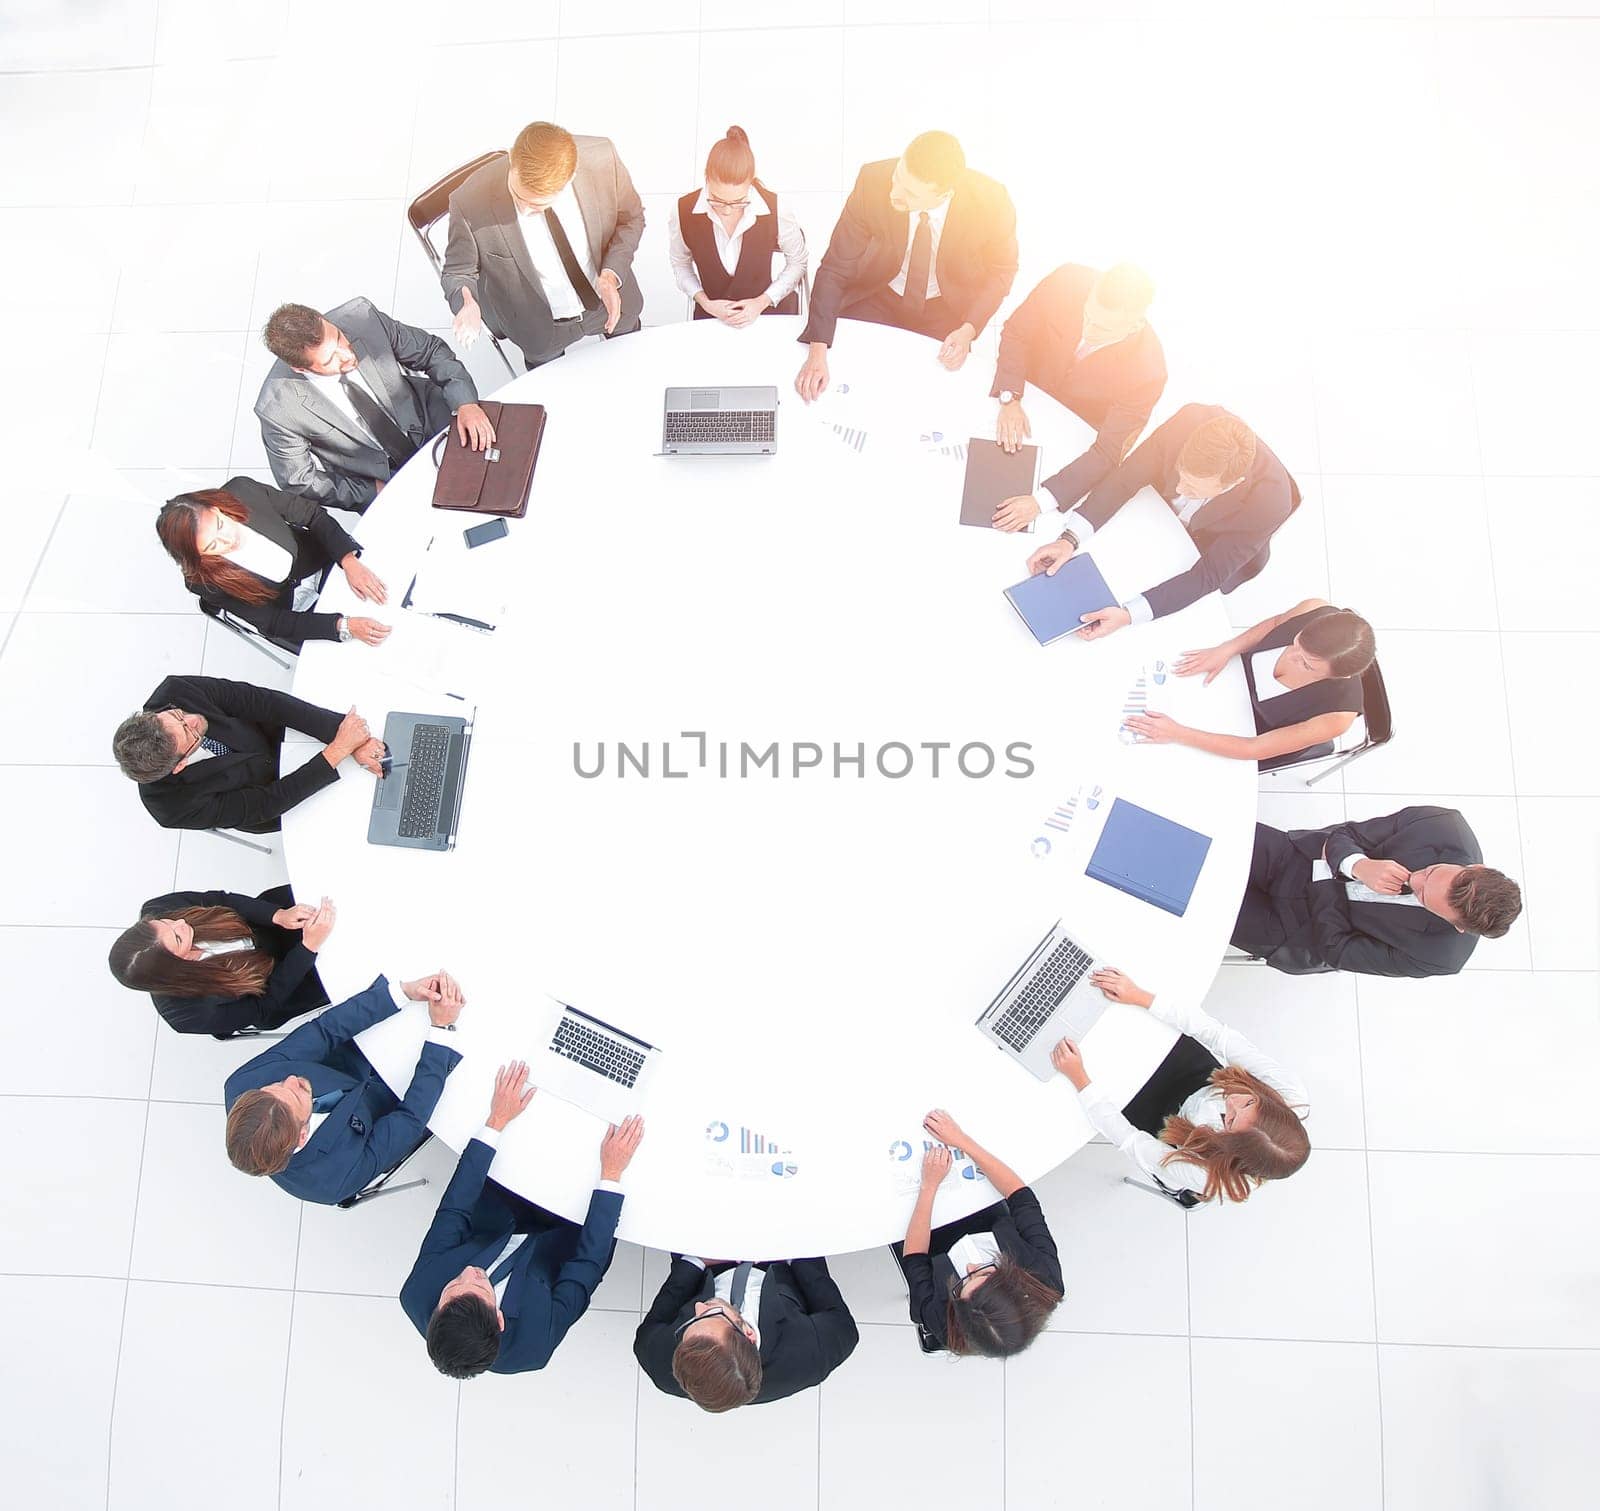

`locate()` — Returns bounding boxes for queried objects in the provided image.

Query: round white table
[285,316,1257,1257]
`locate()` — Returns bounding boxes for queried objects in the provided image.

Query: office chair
[407,153,518,380]
[1259,658,1394,786]
[199,600,296,672]
[338,1131,435,1210]
[1121,1176,1203,1211]
[204,826,276,856]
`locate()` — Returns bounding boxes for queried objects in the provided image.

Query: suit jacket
[1284,806,1486,977]
[135,673,343,834]
[634,1256,858,1405]
[254,296,477,510]
[1067,403,1302,620]
[139,886,327,1037]
[400,1136,624,1373]
[223,976,460,1205]
[179,476,359,646]
[994,264,1167,509]
[441,139,646,360]
[799,159,1018,347]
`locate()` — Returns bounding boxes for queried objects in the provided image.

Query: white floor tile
[1471,330,1597,477]
[24,492,194,614]
[129,1100,301,1288]
[0,491,67,613]
[456,1309,638,1511]
[1188,1148,1375,1342]
[246,199,406,333]
[0,0,158,69]
[92,331,250,470]
[135,61,277,204]
[1500,632,1600,796]
[1487,478,1600,631]
[0,209,124,332]
[1380,1344,1600,1511]
[1338,631,1515,796]
[1032,1144,1190,1335]
[0,767,179,927]
[0,71,149,206]
[172,819,290,897]
[1359,971,1600,1154]
[560,0,698,34]
[0,1096,145,1275]
[1516,795,1600,971]
[1314,329,1481,475]
[279,1293,460,1511]
[821,1323,1004,1505]
[435,0,561,43]
[633,191,695,330]
[263,64,415,202]
[226,340,282,476]
[820,1240,917,1326]
[1192,1338,1381,1511]
[0,926,154,1099]
[0,1274,125,1511]
[109,1280,291,1511]
[1323,474,1497,631]
[0,335,111,469]
[1006,1332,1191,1511]
[149,1021,274,1105]
[112,203,266,333]
[153,0,289,62]
[1368,1152,1600,1347]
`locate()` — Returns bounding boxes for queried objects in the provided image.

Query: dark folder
[1003,553,1116,646]
[959,438,1040,528]
[1085,799,1212,917]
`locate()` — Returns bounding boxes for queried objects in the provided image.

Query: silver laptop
[974,921,1108,1081]
[368,710,472,852]
[661,385,778,454]
[532,1001,659,1123]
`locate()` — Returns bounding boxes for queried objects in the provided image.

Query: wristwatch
[998,390,1019,406]
[336,617,352,643]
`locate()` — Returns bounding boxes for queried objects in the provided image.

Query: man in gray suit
[442,120,645,370]
[255,297,495,512]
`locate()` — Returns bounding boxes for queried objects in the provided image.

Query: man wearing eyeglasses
[112,673,385,832]
[634,1253,858,1412]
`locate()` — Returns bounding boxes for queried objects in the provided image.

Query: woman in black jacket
[108,887,334,1037]
[156,475,389,648]
[899,1108,1064,1356]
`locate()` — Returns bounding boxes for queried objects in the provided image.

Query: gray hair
[112,711,181,783]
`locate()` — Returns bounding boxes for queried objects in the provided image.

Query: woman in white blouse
[156,477,389,648]
[669,125,808,325]
[1051,968,1309,1204]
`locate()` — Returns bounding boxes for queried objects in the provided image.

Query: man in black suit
[795,131,1017,401]
[1234,805,1524,978]
[634,1255,858,1412]
[1025,404,1301,639]
[442,120,645,370]
[255,296,495,512]
[989,262,1167,526]
[402,1061,645,1378]
[112,674,384,833]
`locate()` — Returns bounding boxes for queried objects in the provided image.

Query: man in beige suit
[442,121,646,369]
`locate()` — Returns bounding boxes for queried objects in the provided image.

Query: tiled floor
[1,4,1597,1509]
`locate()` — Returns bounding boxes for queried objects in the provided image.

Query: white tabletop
[283,316,1257,1257]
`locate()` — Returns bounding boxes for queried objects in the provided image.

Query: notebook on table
[959,439,1040,528]
[1084,798,1211,917]
[1003,554,1117,646]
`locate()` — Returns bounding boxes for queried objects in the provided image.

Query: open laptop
[661,385,779,455]
[974,921,1108,1080]
[532,1001,660,1123]
[368,710,473,852]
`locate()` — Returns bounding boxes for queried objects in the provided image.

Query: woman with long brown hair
[156,475,389,648]
[899,1109,1063,1356]
[1051,969,1309,1205]
[108,886,335,1038]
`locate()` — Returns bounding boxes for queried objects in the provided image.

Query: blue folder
[1003,554,1117,646]
[1085,798,1212,917]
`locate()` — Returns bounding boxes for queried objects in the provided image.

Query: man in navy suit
[402,1061,645,1378]
[222,969,465,1205]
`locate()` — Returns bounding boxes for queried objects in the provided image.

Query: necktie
[490,1235,528,1287]
[543,208,601,313]
[728,1261,753,1313]
[311,1089,342,1114]
[901,211,932,317]
[339,374,415,468]
[199,735,232,757]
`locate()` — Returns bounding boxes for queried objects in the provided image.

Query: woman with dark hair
[108,886,335,1038]
[1123,598,1375,769]
[668,125,807,325]
[156,475,389,648]
[898,1110,1063,1356]
[1052,969,1309,1205]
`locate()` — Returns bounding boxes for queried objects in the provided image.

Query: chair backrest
[1358,656,1393,745]
[407,150,505,268]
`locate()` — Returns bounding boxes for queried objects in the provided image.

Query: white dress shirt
[1249,648,1295,699]
[226,521,293,585]
[888,195,951,300]
[197,937,253,959]
[1075,996,1308,1197]
[306,366,388,443]
[682,1256,766,1347]
[668,186,807,305]
[515,183,602,320]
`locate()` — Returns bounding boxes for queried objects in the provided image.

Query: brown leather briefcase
[430,401,546,518]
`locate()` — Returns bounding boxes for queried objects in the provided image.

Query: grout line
[102,1085,155,1511]
[1352,977,1388,1509]
[1,491,71,655]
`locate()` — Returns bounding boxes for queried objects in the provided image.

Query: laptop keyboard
[992,937,1095,1051]
[397,722,451,838]
[550,1016,646,1088]
[664,409,775,446]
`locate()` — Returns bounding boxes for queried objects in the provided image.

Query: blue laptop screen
[1085,798,1212,918]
